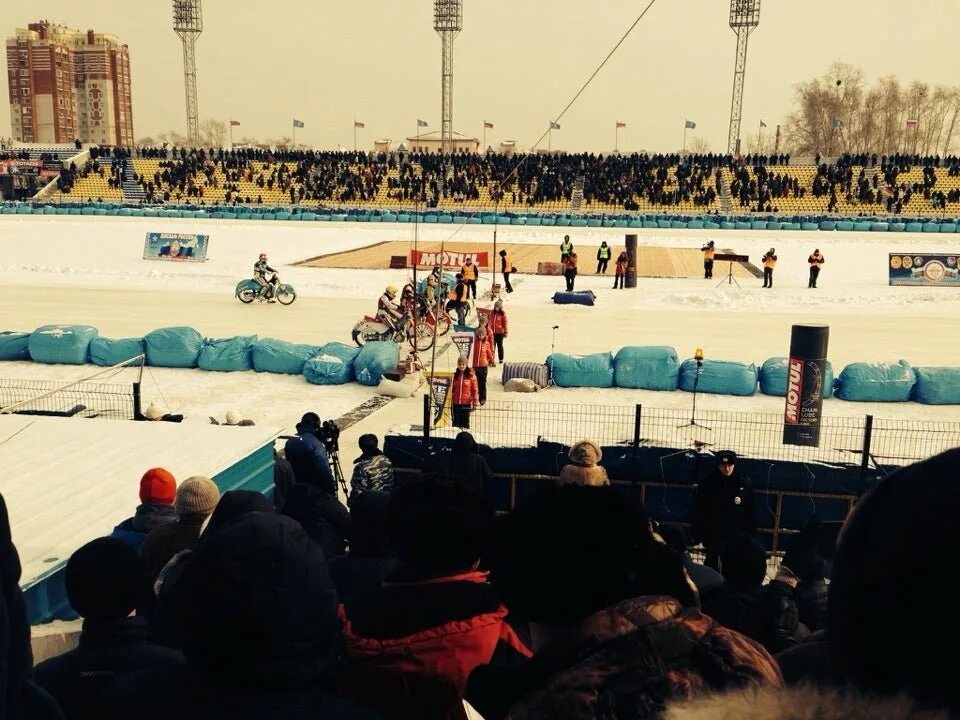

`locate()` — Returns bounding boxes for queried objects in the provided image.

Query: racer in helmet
[253,253,279,301]
[377,284,404,333]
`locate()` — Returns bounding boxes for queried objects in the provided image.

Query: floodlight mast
[173,0,203,147]
[434,0,463,156]
[727,0,760,156]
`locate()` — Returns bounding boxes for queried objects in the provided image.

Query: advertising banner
[889,253,959,287]
[143,232,209,262]
[783,325,830,448]
[451,331,476,366]
[411,249,489,268]
[429,372,453,427]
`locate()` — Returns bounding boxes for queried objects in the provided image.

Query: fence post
[132,381,142,420]
[422,394,431,443]
[860,414,874,481]
[632,404,642,463]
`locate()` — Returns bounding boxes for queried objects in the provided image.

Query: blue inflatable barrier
[758,357,834,398]
[613,346,680,391]
[679,359,758,397]
[834,361,915,402]
[143,327,204,368]
[303,342,362,385]
[547,352,615,388]
[0,331,31,361]
[89,337,145,367]
[912,367,960,405]
[354,342,399,386]
[251,338,320,375]
[198,335,257,372]
[28,325,98,365]
[552,290,596,306]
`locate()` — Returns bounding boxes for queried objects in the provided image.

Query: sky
[2,0,959,153]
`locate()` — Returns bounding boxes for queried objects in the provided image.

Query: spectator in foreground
[341,476,530,696]
[140,476,220,582]
[33,539,183,720]
[283,466,352,560]
[108,513,374,720]
[656,522,724,596]
[349,434,394,504]
[110,468,178,552]
[273,450,296,512]
[447,431,493,493]
[284,412,336,494]
[466,485,780,720]
[557,439,609,487]
[328,491,397,610]
[688,450,756,570]
[450,356,479,429]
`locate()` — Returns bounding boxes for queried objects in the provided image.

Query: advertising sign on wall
[889,253,959,287]
[143,233,209,262]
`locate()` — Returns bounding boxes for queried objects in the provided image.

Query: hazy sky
[2,0,958,152]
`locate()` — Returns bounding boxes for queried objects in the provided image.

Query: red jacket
[472,337,495,368]
[450,370,478,406]
[488,310,508,335]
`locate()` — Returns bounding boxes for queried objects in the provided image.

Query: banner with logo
[429,372,453,427]
[411,249,489,268]
[451,331,476,366]
[143,232,209,263]
[783,325,830,448]
[889,253,959,287]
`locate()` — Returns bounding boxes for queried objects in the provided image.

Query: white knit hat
[224,410,240,426]
[144,402,163,420]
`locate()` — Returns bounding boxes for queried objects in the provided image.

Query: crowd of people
[3,434,958,719]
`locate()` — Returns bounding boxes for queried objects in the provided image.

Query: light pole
[172,0,203,147]
[727,0,761,156]
[434,0,463,157]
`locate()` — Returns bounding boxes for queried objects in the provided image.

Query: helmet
[385,285,398,298]
[259,253,267,260]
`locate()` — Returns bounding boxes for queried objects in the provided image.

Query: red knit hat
[139,468,176,505]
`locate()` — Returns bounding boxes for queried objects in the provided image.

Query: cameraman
[284,412,336,495]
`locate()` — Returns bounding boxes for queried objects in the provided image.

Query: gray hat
[176,475,221,517]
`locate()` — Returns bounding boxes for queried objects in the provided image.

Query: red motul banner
[411,249,489,268]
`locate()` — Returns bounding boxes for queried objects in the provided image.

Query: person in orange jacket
[488,299,509,363]
[450,356,479,429]
[461,258,479,300]
[761,248,777,288]
[472,327,497,406]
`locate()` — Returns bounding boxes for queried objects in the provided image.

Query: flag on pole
[417,119,428,128]
[550,121,561,130]
[230,119,240,127]
[484,121,494,129]
[293,119,305,128]
[354,121,365,129]
[759,120,767,128]
[832,119,843,129]
[684,120,696,129]
[906,118,918,128]
[616,122,627,129]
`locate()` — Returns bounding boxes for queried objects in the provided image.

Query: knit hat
[557,440,608,487]
[175,475,220,517]
[144,402,163,420]
[66,537,151,620]
[224,410,240,426]
[139,467,176,505]
[568,439,602,466]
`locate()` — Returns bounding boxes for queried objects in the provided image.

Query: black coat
[284,424,336,495]
[701,580,807,655]
[33,618,183,720]
[328,554,398,611]
[282,483,352,560]
[689,469,756,552]
[447,434,493,493]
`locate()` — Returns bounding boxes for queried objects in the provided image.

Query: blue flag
[417,119,428,127]
[684,120,696,129]
[293,119,305,128]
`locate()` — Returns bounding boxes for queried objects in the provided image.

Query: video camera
[318,419,340,454]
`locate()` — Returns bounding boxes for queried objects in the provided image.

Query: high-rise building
[5,21,134,146]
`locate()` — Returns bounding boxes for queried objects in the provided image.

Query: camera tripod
[327,446,348,499]
[717,260,741,289]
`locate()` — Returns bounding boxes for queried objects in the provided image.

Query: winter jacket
[763,252,778,268]
[451,369,479,407]
[33,618,183,720]
[560,239,572,255]
[282,483,352,560]
[447,433,494,493]
[350,452,395,499]
[140,519,205,581]
[701,580,807,655]
[563,255,578,274]
[110,503,179,553]
[500,254,512,273]
[473,336,496,368]
[808,253,825,267]
[597,245,611,260]
[450,281,468,303]
[341,569,532,695]
[702,244,715,260]
[461,263,478,281]
[465,596,782,720]
[273,455,295,512]
[689,470,756,553]
[329,554,398,611]
[615,254,628,275]
[284,423,336,495]
[488,310,508,335]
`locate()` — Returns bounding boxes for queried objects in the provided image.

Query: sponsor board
[411,249,489,268]
[889,253,959,287]
[143,232,209,262]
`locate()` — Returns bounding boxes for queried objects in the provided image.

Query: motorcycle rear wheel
[411,323,435,352]
[237,289,257,304]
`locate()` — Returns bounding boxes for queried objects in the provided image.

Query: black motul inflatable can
[783,324,830,447]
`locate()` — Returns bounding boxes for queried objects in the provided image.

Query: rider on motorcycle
[377,285,405,334]
[424,266,442,304]
[254,253,279,301]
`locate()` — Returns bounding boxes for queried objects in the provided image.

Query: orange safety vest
[763,254,777,269]
[703,247,715,260]
[501,254,512,272]
[462,263,478,281]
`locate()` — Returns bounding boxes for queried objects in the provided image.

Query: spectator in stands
[1,493,64,720]
[109,513,372,720]
[762,248,777,288]
[656,522,724,596]
[110,469,178,552]
[808,248,824,288]
[140,476,220,582]
[33,538,183,720]
[461,257,479,300]
[450,356,479,429]
[328,491,396,610]
[284,412,336,495]
[349,434,394,504]
[780,518,833,634]
[341,476,529,697]
[472,327,496,406]
[613,250,627,289]
[446,430,493,493]
[563,251,578,292]
[596,241,611,274]
[688,450,756,570]
[466,485,780,719]
[489,299,509,363]
[282,460,352,561]
[557,439,609,487]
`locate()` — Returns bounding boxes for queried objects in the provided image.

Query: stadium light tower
[434,0,462,156]
[172,0,203,147]
[727,0,760,156]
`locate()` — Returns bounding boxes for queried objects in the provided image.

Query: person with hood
[557,439,608,487]
[349,434,394,503]
[33,539,184,720]
[762,247,777,288]
[563,252,578,292]
[283,466,352,561]
[328,491,397,610]
[340,476,531,697]
[701,240,715,279]
[110,468,178,552]
[461,257,479,300]
[688,450,756,570]
[488,299,509,363]
[450,356,479,429]
[499,249,513,293]
[472,327,496,406]
[446,431,494,493]
[140,476,221,582]
[613,250,627,289]
[595,241,611,274]
[808,248,825,288]
[108,513,375,720]
[284,412,335,496]
[465,485,781,720]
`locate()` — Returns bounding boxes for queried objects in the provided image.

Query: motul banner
[411,250,489,268]
[429,373,452,427]
[451,331,476,365]
[783,325,830,447]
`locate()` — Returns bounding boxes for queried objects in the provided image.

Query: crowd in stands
[2,411,958,720]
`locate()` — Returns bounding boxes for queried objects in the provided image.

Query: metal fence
[0,377,139,420]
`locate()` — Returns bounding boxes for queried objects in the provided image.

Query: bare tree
[199,118,227,148]
[687,136,711,155]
